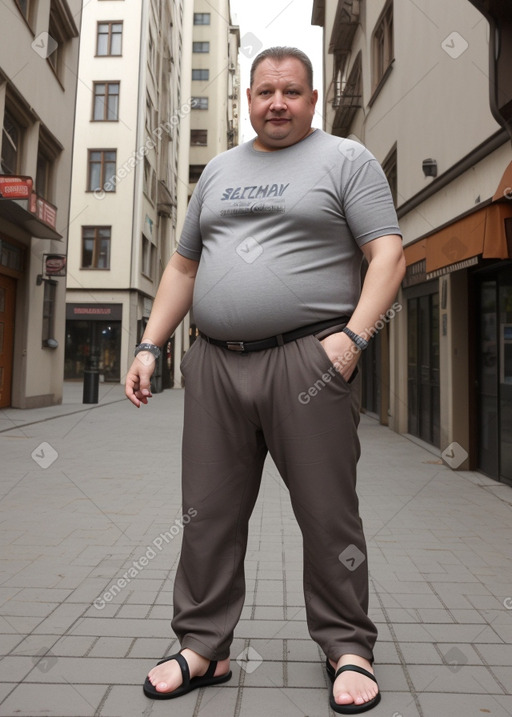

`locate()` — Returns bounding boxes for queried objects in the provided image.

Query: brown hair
[250,46,314,89]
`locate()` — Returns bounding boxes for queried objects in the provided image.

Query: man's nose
[270,91,287,111]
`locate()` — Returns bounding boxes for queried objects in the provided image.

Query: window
[189,165,206,183]
[15,0,36,27]
[382,145,397,207]
[192,69,209,81]
[190,130,207,146]
[372,1,393,91]
[87,150,117,192]
[193,13,210,25]
[47,0,79,82]
[92,82,120,121]
[142,234,155,280]
[143,157,156,203]
[191,97,208,110]
[1,112,22,175]
[192,42,209,53]
[42,280,57,346]
[36,126,60,201]
[81,227,111,269]
[97,22,123,56]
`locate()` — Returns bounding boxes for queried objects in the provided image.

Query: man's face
[247,57,318,151]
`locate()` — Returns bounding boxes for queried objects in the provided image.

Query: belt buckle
[226,341,245,352]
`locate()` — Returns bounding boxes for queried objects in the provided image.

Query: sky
[229,0,323,141]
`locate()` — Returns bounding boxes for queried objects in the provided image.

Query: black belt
[200,316,350,353]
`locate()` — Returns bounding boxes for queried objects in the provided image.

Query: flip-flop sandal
[143,651,232,700]
[326,659,381,714]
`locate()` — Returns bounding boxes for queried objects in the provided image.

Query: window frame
[193,13,210,25]
[87,149,117,193]
[1,111,23,176]
[192,69,209,81]
[81,226,112,270]
[371,0,394,95]
[96,21,123,57]
[192,41,210,53]
[190,129,207,146]
[92,81,120,121]
[191,97,208,110]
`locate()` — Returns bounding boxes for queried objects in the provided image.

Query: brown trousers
[171,331,377,663]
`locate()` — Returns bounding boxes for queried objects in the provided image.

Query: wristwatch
[342,327,369,351]
[134,342,161,359]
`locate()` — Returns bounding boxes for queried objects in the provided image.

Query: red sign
[30,193,57,230]
[0,175,33,199]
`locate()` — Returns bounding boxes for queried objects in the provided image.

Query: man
[126,46,405,714]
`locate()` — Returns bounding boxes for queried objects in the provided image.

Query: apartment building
[65,0,189,391]
[312,0,512,484]
[184,1,240,343]
[189,2,240,190]
[0,0,81,409]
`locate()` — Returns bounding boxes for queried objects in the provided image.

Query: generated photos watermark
[93,99,193,199]
[94,508,197,610]
[298,302,402,405]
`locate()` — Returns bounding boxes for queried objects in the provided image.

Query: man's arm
[125,252,199,407]
[321,234,406,380]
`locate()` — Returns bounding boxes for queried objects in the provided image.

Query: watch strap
[134,342,161,359]
[342,327,369,351]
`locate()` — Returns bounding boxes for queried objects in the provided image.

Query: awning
[404,161,512,275]
[0,197,62,241]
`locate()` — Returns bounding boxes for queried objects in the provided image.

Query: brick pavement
[0,383,511,716]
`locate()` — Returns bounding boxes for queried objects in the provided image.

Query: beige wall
[0,0,81,407]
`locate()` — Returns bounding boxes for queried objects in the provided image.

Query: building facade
[65,0,189,392]
[0,0,81,408]
[312,0,512,484]
[185,0,240,344]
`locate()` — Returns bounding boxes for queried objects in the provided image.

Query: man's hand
[125,353,156,407]
[320,331,361,382]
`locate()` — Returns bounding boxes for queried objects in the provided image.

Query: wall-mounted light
[422,158,438,178]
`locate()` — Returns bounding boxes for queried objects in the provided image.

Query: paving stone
[1,387,511,716]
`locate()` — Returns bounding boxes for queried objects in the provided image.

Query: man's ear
[246,87,252,111]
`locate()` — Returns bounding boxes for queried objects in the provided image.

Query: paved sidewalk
[1,384,511,717]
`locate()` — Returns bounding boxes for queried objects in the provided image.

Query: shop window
[190,129,207,146]
[96,21,123,56]
[192,69,209,81]
[372,1,394,92]
[92,82,120,121]
[87,149,117,192]
[42,280,57,347]
[81,226,111,269]
[192,42,209,53]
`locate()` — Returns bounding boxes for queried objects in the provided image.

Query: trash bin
[83,354,99,404]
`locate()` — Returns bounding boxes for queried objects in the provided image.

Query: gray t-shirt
[178,129,401,340]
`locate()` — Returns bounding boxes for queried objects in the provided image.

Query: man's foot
[145,648,230,697]
[328,654,380,710]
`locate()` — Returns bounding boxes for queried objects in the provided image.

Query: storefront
[472,260,512,485]
[65,303,122,382]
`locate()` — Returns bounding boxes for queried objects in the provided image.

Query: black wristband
[342,327,369,351]
[134,342,161,359]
